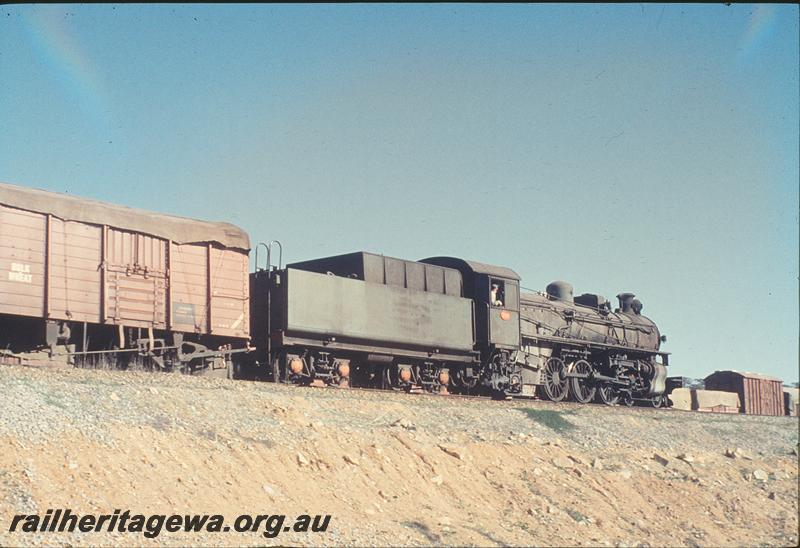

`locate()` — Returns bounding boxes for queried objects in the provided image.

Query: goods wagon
[0,182,250,372]
[691,389,740,413]
[668,388,739,413]
[704,370,784,416]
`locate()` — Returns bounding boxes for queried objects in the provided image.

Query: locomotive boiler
[516,281,669,405]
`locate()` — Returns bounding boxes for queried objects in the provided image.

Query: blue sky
[1,4,798,382]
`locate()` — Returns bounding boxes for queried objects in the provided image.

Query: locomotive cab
[419,257,520,349]
[420,257,522,395]
[477,275,520,350]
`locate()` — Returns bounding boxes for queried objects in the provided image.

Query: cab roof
[420,256,520,281]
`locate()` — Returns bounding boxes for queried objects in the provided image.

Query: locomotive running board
[521,332,670,358]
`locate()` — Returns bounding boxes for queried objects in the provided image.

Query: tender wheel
[383,364,413,392]
[569,359,596,404]
[450,370,479,394]
[596,383,619,406]
[651,394,665,408]
[542,357,568,402]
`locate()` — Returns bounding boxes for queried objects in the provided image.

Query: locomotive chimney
[616,292,635,313]
[546,281,574,303]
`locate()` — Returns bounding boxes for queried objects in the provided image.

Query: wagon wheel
[596,383,619,406]
[569,359,596,404]
[541,357,568,402]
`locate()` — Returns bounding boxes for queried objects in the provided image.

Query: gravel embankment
[1,364,797,547]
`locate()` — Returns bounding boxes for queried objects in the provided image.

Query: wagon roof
[705,370,783,382]
[0,181,250,250]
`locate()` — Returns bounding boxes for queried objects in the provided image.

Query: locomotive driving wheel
[569,359,596,404]
[541,357,568,402]
[596,383,619,406]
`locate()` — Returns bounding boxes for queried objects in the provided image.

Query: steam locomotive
[247,250,668,404]
[0,182,668,405]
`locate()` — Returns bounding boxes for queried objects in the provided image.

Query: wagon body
[0,182,250,341]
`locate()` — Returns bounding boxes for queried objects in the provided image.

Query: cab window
[504,282,519,311]
[490,279,505,307]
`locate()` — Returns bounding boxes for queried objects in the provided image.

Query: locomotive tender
[1,182,668,404]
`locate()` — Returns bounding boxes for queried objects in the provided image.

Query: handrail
[254,242,270,271]
[254,240,283,271]
[267,240,283,270]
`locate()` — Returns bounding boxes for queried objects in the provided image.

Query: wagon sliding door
[104,228,168,329]
[48,218,102,323]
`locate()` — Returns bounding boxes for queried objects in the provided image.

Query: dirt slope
[0,364,797,547]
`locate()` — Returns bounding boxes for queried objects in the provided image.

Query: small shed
[704,371,784,416]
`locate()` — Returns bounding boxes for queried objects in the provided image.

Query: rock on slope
[0,364,797,547]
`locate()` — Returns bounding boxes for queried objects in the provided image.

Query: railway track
[3,347,669,413]
[266,376,671,413]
